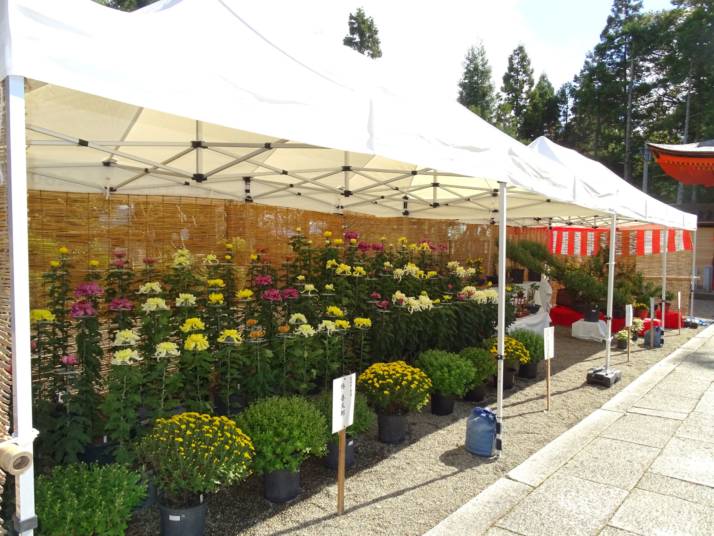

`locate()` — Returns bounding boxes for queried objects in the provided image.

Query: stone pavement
[426,325,714,536]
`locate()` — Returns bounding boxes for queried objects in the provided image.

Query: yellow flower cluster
[89,259,100,268]
[326,259,339,269]
[326,306,345,318]
[184,333,209,351]
[335,319,351,330]
[236,289,254,300]
[323,230,333,238]
[172,248,192,268]
[146,412,254,467]
[50,260,60,268]
[30,309,55,324]
[333,238,344,246]
[207,278,225,288]
[204,254,219,265]
[218,329,243,344]
[353,317,372,329]
[358,361,432,412]
[352,266,367,277]
[489,337,530,365]
[208,292,224,305]
[58,246,69,255]
[335,263,352,276]
[180,317,205,333]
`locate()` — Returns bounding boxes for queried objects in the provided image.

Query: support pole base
[586,366,622,388]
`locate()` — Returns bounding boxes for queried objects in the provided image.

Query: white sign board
[543,326,555,360]
[677,291,681,311]
[332,373,356,434]
[625,304,633,327]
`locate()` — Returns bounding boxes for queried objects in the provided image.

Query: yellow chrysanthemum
[236,289,254,300]
[326,306,345,318]
[323,230,333,238]
[184,333,209,352]
[208,292,224,305]
[217,329,243,344]
[30,309,55,324]
[353,317,372,329]
[180,317,205,333]
[88,259,100,268]
[207,278,225,288]
[335,319,350,330]
[50,260,60,268]
[58,246,69,255]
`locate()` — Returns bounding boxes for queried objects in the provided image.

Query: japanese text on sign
[332,373,356,434]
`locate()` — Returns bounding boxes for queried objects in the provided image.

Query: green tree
[520,74,560,141]
[501,45,534,133]
[343,7,383,59]
[95,0,156,10]
[457,44,496,122]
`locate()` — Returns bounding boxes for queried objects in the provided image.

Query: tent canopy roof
[0,0,697,230]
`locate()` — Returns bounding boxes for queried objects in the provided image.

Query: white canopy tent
[0,1,697,533]
[529,136,697,381]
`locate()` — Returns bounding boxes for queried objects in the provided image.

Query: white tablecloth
[571,319,608,342]
[508,308,551,334]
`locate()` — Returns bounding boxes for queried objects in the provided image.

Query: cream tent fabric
[0,0,695,229]
[529,137,697,230]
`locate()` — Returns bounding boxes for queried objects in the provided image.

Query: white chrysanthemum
[176,293,197,307]
[138,281,162,295]
[112,348,141,365]
[142,297,169,313]
[113,329,140,347]
[289,313,307,325]
[154,341,180,358]
[317,320,336,335]
[295,324,316,338]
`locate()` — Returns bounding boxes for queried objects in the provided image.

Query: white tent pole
[496,181,507,454]
[661,228,669,332]
[195,120,203,176]
[604,214,617,372]
[690,229,697,319]
[5,75,37,535]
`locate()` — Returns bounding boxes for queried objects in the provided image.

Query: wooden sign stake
[543,326,554,411]
[677,291,682,336]
[546,359,551,411]
[332,373,355,516]
[337,429,346,515]
[625,304,633,363]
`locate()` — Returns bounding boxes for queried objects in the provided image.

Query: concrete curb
[425,324,714,536]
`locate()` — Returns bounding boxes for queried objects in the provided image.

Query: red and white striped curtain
[547,227,692,257]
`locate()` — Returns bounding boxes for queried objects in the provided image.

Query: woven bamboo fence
[0,80,11,531]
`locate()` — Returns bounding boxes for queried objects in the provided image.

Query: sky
[236,0,675,101]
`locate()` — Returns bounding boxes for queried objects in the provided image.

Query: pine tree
[457,44,496,122]
[501,45,535,134]
[520,74,560,141]
[343,8,383,59]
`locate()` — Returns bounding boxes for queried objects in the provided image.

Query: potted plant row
[510,329,544,380]
[415,350,476,415]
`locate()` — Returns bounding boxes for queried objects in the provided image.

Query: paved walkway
[426,325,714,536]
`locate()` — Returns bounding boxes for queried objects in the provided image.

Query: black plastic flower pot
[378,413,407,444]
[490,368,515,389]
[80,441,115,465]
[158,501,207,536]
[509,268,525,284]
[431,392,455,416]
[264,469,300,503]
[213,394,243,416]
[617,338,628,349]
[583,309,600,323]
[518,360,538,379]
[464,383,487,403]
[324,437,356,470]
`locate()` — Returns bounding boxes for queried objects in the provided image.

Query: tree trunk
[624,58,635,182]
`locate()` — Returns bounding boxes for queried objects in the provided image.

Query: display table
[550,305,583,327]
[508,309,550,335]
[571,319,608,342]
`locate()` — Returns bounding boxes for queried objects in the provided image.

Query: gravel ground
[128,325,700,536]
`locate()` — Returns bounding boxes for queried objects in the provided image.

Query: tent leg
[662,228,668,332]
[496,181,507,454]
[5,75,37,534]
[690,229,697,321]
[586,214,621,387]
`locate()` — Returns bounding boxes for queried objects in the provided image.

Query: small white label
[169,515,181,522]
[543,326,555,360]
[332,373,356,434]
[677,291,681,311]
[625,304,633,327]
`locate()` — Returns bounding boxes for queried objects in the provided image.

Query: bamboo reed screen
[0,80,11,530]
